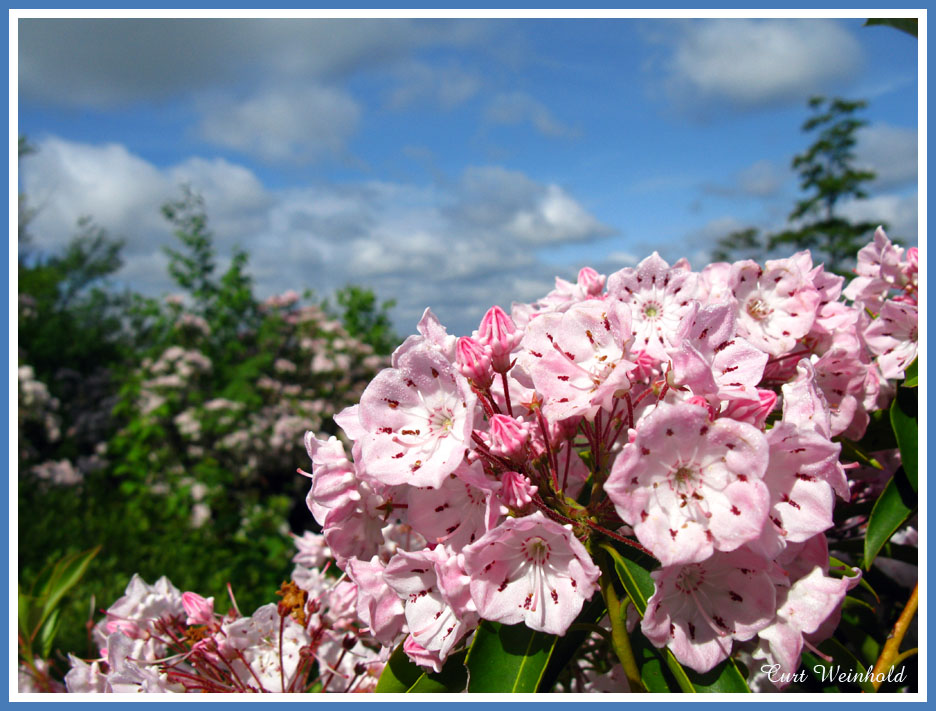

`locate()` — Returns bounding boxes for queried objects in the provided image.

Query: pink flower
[407,464,502,549]
[642,548,777,674]
[730,256,820,357]
[358,341,477,489]
[607,252,698,363]
[518,298,636,422]
[462,511,600,635]
[605,401,770,566]
[384,548,479,666]
[863,300,918,380]
[345,557,406,648]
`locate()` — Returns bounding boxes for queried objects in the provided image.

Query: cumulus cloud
[839,192,918,245]
[660,19,863,110]
[484,91,578,138]
[197,85,361,164]
[19,136,612,336]
[856,123,918,190]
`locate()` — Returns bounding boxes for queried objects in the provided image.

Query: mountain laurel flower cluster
[302,228,917,690]
[64,534,388,693]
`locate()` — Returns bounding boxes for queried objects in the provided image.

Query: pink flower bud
[182,592,215,626]
[477,306,522,373]
[498,470,538,510]
[720,389,777,429]
[456,336,494,388]
[686,395,716,421]
[629,349,659,382]
[487,414,530,460]
[577,267,605,297]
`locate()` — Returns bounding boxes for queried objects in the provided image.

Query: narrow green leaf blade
[601,543,655,616]
[375,643,467,693]
[668,653,750,693]
[36,546,101,635]
[901,358,918,388]
[465,620,558,692]
[863,468,916,570]
[890,385,918,490]
[39,607,62,659]
[809,638,877,692]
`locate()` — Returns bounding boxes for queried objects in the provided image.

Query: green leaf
[465,620,558,692]
[890,385,918,491]
[39,607,62,659]
[865,18,918,38]
[602,543,749,692]
[538,593,608,691]
[601,543,655,616]
[863,468,916,570]
[663,651,750,693]
[810,638,878,692]
[902,358,918,388]
[374,643,468,693]
[830,556,878,604]
[35,546,101,637]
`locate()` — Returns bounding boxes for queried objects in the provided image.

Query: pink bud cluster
[303,229,915,687]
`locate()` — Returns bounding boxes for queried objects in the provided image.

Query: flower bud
[498,471,537,510]
[577,267,605,297]
[456,336,494,388]
[477,306,522,373]
[487,414,530,460]
[182,592,215,626]
[686,395,716,421]
[720,389,777,429]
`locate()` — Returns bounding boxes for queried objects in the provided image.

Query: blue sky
[16,16,919,336]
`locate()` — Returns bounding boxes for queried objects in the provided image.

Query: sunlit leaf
[465,620,558,692]
[864,468,916,570]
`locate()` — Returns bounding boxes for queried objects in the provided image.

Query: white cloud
[839,192,918,244]
[663,19,862,109]
[484,91,578,138]
[856,123,918,190]
[18,19,486,109]
[197,85,361,164]
[385,61,481,110]
[19,137,612,336]
[448,166,612,245]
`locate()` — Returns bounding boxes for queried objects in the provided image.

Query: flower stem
[869,582,918,692]
[598,567,645,692]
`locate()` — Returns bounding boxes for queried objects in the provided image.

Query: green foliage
[325,284,399,356]
[865,18,918,38]
[769,97,880,274]
[712,96,882,274]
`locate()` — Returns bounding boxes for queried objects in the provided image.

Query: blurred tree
[711,97,883,273]
[326,284,399,355]
[767,96,880,274]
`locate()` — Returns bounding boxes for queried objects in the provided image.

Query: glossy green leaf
[808,638,877,692]
[863,467,916,570]
[538,594,608,692]
[830,555,878,604]
[901,358,918,388]
[890,385,918,491]
[602,543,749,692]
[375,643,467,693]
[465,620,558,692]
[601,543,655,616]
